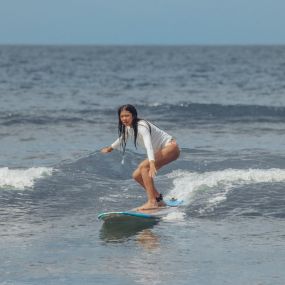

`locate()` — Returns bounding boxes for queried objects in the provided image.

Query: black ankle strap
[156,194,163,202]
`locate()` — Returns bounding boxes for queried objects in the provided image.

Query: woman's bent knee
[132,169,140,180]
[139,163,150,174]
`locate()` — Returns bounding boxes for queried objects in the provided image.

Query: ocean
[0,45,285,285]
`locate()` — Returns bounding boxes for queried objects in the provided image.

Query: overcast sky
[0,0,284,45]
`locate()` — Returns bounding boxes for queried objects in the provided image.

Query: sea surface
[0,45,285,285]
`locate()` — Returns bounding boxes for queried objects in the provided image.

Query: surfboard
[98,198,183,223]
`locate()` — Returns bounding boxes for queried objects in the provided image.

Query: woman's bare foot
[136,200,166,211]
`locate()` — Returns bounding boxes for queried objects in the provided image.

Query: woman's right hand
[101,146,113,153]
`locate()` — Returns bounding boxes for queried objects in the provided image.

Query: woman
[101,104,180,211]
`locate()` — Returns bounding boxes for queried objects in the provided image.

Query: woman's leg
[133,142,180,210]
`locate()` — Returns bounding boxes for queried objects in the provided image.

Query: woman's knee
[138,161,150,173]
[132,168,140,180]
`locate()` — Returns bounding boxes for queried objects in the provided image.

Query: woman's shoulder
[137,120,151,132]
[138,119,149,126]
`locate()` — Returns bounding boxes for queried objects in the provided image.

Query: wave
[1,103,284,126]
[0,113,86,126]
[166,168,285,211]
[140,103,285,123]
[0,167,53,190]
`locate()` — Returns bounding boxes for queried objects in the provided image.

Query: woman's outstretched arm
[101,146,113,153]
[101,136,122,153]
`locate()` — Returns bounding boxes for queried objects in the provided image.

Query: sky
[0,0,284,45]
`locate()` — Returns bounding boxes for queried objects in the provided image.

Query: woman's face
[120,110,133,127]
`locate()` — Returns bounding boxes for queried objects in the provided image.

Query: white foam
[162,211,186,222]
[166,168,285,208]
[0,167,53,190]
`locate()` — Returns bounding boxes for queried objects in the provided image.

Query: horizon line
[0,42,285,47]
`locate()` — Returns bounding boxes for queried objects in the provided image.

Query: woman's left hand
[149,161,157,178]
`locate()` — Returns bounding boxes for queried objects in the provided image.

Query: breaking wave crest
[166,168,285,209]
[0,167,53,190]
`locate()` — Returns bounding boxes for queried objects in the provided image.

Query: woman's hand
[149,160,157,178]
[101,146,113,153]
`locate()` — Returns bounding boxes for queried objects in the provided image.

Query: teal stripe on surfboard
[98,211,155,220]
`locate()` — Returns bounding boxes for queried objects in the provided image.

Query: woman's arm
[138,124,157,177]
[101,146,113,153]
[149,160,157,178]
[101,137,121,153]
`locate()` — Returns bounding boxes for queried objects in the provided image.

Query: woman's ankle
[155,193,163,202]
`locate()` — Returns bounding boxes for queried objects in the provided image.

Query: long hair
[117,104,151,155]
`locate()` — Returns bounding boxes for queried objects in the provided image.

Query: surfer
[101,104,180,210]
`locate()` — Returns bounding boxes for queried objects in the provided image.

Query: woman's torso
[127,120,172,152]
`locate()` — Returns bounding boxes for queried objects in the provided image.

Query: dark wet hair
[117,104,151,155]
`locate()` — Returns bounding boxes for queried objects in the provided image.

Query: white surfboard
[98,198,183,223]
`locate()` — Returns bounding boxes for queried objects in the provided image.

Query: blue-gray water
[0,45,285,285]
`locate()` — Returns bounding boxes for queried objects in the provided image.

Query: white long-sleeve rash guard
[111,120,173,161]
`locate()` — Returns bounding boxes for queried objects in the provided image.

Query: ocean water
[0,45,285,285]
